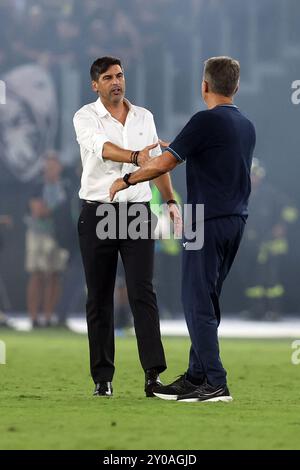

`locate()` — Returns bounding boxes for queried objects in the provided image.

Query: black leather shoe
[93,382,113,397]
[145,369,163,397]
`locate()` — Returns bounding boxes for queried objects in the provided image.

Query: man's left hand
[110,178,128,201]
[168,203,183,237]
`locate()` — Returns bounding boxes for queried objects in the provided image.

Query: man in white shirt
[73,56,180,397]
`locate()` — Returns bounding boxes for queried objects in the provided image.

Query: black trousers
[78,201,166,383]
[182,216,246,387]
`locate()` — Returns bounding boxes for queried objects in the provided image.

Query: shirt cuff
[151,147,162,158]
[166,146,185,163]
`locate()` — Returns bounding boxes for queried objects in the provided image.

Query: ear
[233,81,239,95]
[91,80,98,93]
[202,80,209,93]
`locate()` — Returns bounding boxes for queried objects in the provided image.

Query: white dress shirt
[73,97,161,202]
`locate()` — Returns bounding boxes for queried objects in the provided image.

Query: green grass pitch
[0,329,299,450]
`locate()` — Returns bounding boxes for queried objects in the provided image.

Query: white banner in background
[0,64,58,181]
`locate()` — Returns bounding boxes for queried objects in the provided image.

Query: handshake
[109,139,170,202]
[131,139,170,168]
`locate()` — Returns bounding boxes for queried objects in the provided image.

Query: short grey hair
[204,56,240,97]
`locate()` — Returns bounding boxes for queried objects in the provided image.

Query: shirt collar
[215,104,238,109]
[95,97,136,118]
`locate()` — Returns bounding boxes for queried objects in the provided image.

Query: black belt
[83,200,150,207]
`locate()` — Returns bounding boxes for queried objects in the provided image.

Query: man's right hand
[137,142,159,167]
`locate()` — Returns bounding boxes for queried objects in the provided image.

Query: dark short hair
[90,56,123,81]
[204,56,240,97]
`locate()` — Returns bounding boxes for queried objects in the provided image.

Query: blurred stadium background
[0,0,300,333]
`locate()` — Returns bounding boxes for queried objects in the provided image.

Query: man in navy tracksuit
[110,56,256,402]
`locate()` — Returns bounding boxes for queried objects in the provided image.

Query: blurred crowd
[2,0,294,79]
[0,0,197,71]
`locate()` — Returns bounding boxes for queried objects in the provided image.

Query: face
[0,92,50,182]
[0,64,57,182]
[92,64,125,104]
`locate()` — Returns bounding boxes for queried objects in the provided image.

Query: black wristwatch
[123,173,136,186]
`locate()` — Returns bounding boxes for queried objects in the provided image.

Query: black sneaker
[93,382,113,397]
[177,381,232,403]
[153,373,199,401]
[145,369,163,397]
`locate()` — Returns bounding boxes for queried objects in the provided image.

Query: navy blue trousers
[182,215,246,387]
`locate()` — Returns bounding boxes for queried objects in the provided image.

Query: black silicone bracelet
[167,199,178,206]
[130,151,139,166]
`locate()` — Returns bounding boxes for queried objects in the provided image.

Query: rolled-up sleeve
[165,146,185,162]
[73,111,110,162]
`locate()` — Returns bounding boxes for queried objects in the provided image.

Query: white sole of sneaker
[153,392,178,400]
[178,396,233,403]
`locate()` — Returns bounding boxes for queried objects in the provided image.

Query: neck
[206,94,234,110]
[100,95,126,114]
[99,95,129,125]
